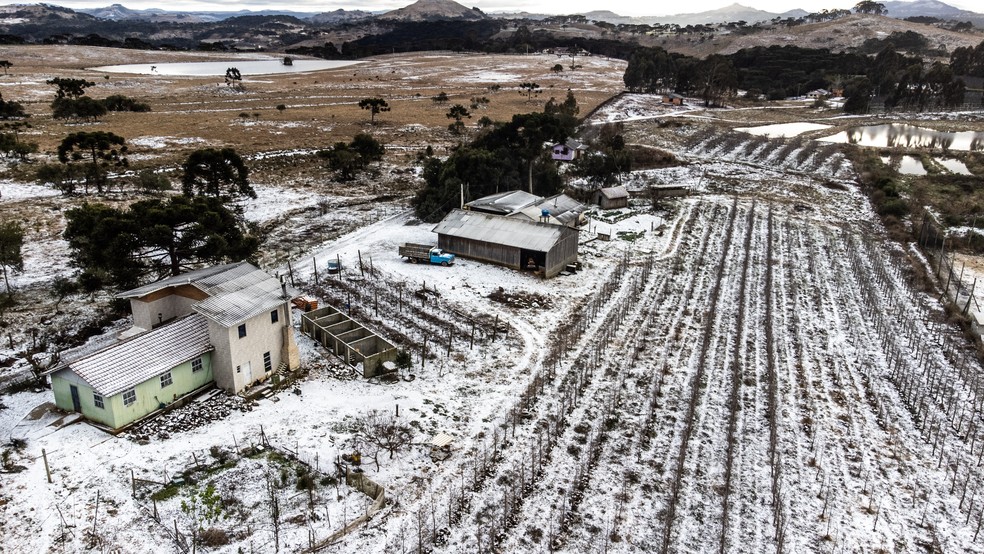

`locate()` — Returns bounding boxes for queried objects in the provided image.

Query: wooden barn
[433,209,579,278]
[593,186,629,209]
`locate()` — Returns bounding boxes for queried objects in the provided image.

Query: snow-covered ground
[3,70,984,554]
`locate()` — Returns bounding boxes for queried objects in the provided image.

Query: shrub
[198,527,230,547]
[879,198,909,218]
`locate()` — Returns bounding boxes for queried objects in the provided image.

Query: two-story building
[49,262,299,431]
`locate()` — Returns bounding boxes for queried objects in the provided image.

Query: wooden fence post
[42,448,52,484]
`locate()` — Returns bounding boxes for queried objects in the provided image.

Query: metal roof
[119,262,293,328]
[534,194,587,217]
[599,186,629,200]
[464,190,540,215]
[431,433,454,447]
[61,313,212,397]
[433,209,573,252]
[118,261,256,299]
[194,267,291,328]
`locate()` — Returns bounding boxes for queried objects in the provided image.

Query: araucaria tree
[518,82,541,102]
[181,147,255,200]
[224,67,243,90]
[57,131,128,194]
[48,77,106,121]
[64,195,260,290]
[0,221,24,301]
[446,104,471,135]
[412,111,574,221]
[358,97,390,124]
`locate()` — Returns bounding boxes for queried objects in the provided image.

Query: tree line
[623,41,976,113]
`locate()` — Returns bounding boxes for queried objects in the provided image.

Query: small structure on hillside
[49,262,299,431]
[434,209,579,278]
[430,433,454,462]
[551,139,587,161]
[662,93,685,105]
[300,305,398,378]
[806,88,831,99]
[592,186,629,209]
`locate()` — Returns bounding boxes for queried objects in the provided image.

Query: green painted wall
[51,352,214,430]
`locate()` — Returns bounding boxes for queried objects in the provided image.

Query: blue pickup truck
[399,243,456,266]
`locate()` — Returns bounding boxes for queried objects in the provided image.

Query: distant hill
[76,4,322,22]
[309,9,375,25]
[882,0,980,19]
[378,0,487,22]
[652,3,808,25]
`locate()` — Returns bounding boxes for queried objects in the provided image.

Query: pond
[937,158,973,175]
[819,123,984,151]
[734,122,831,138]
[89,58,362,76]
[881,155,927,175]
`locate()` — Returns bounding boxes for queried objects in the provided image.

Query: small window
[263,351,272,372]
[123,389,136,406]
[238,324,247,338]
[192,358,203,373]
[93,393,104,409]
[270,309,279,324]
[160,371,173,388]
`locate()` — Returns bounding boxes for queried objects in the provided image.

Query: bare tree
[349,409,414,468]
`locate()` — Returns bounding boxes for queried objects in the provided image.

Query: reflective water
[937,158,973,175]
[819,124,984,151]
[89,59,361,76]
[735,122,831,137]
[897,156,927,175]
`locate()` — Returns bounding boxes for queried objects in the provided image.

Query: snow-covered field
[4,50,984,554]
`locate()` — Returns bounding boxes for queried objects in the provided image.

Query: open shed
[300,305,397,377]
[433,209,579,278]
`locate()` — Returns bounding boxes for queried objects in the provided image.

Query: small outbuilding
[662,93,685,105]
[592,186,629,209]
[433,209,579,278]
[551,139,587,161]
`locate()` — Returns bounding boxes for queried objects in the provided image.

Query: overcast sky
[42,0,983,17]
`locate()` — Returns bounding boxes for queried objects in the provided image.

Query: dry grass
[0,46,626,170]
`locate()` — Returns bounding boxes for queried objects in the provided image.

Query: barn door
[519,249,546,272]
[70,385,81,412]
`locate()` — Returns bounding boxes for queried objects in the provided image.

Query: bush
[879,198,910,218]
[297,472,316,491]
[198,527,230,547]
[101,94,151,112]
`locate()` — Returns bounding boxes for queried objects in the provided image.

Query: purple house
[551,139,587,162]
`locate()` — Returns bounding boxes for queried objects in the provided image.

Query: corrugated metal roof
[433,209,571,252]
[534,194,587,217]
[194,268,290,327]
[64,313,212,397]
[464,190,540,215]
[600,186,629,200]
[431,433,454,447]
[118,261,254,299]
[119,262,292,328]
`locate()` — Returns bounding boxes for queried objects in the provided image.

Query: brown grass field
[0,45,627,172]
